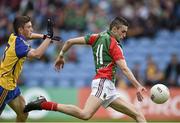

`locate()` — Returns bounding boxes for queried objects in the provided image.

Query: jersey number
[2,43,10,62]
[96,44,103,65]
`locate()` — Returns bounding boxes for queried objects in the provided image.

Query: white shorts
[90,78,120,108]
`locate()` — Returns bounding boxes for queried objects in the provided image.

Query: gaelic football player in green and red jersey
[24,17,147,123]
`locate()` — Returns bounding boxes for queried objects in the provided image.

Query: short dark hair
[109,17,129,30]
[13,16,31,35]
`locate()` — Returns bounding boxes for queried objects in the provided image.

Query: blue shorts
[0,86,21,112]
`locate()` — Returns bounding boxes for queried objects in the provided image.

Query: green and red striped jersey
[84,30,125,83]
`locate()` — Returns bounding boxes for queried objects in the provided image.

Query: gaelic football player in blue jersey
[0,16,55,122]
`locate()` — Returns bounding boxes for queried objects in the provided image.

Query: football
[150,84,170,104]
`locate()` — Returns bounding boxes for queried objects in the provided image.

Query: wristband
[59,51,64,57]
[43,34,53,43]
[43,34,47,39]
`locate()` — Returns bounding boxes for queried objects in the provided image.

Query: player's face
[21,22,33,38]
[117,25,128,40]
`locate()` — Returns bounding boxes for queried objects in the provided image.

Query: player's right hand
[136,85,147,102]
[54,56,65,72]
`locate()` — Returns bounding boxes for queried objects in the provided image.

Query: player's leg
[0,86,9,116]
[24,78,105,120]
[109,97,146,123]
[8,95,28,122]
[55,78,105,120]
[56,95,102,120]
[24,95,102,120]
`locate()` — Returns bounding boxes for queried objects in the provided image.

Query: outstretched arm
[28,18,62,42]
[29,33,44,39]
[59,37,86,57]
[54,37,86,71]
[27,18,54,59]
[27,38,51,59]
[29,33,62,43]
[116,59,147,101]
[116,59,141,88]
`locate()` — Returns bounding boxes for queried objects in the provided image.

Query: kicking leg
[109,97,146,123]
[8,95,28,122]
[56,95,102,120]
[24,95,102,120]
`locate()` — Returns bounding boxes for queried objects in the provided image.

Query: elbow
[35,55,42,59]
[33,53,42,59]
[121,66,128,73]
[66,40,73,46]
[30,50,42,59]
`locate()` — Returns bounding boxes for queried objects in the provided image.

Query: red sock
[40,101,58,111]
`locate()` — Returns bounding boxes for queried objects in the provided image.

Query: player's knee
[81,115,91,120]
[81,112,92,120]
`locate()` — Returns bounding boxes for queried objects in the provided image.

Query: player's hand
[136,85,147,102]
[54,56,65,72]
[43,18,53,39]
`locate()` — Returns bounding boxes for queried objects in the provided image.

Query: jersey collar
[107,30,123,48]
[18,34,27,41]
[14,33,27,41]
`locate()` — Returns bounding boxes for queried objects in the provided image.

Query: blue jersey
[0,33,30,113]
[0,33,30,90]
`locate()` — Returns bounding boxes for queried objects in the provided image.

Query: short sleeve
[15,37,30,58]
[109,37,124,61]
[84,34,99,45]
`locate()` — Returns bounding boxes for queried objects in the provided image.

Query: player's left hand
[136,86,147,102]
[54,56,65,72]
[43,18,54,39]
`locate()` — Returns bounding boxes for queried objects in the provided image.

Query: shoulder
[8,33,16,43]
[85,33,100,45]
[109,36,119,47]
[15,35,30,47]
[89,34,99,41]
[15,35,30,58]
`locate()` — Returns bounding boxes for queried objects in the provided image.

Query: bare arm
[54,37,86,71]
[58,37,86,57]
[116,59,142,88]
[29,33,44,39]
[27,38,51,59]
[116,59,146,101]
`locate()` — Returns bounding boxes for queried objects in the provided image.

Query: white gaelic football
[150,84,170,104]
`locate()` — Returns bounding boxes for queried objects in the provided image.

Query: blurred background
[0,0,180,122]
